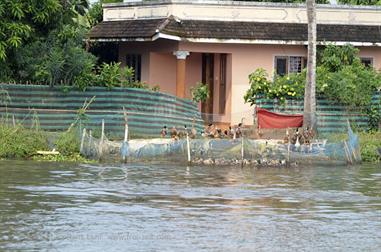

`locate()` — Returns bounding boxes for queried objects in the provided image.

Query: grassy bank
[326,131,381,163]
[1,123,379,164]
[357,131,381,163]
[0,124,90,162]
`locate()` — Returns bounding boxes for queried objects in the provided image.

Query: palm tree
[304,0,317,132]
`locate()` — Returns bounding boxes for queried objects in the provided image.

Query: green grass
[324,131,381,163]
[358,131,381,163]
[0,123,91,162]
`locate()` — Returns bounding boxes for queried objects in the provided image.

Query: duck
[190,119,197,139]
[170,126,178,140]
[160,125,167,138]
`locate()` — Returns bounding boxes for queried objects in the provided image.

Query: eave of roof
[88,17,381,46]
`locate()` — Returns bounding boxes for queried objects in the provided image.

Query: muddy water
[0,161,380,251]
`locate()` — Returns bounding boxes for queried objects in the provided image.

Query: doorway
[201,53,214,123]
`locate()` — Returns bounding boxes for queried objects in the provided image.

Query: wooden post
[80,128,87,154]
[343,141,353,165]
[89,130,93,157]
[99,119,105,160]
[121,107,129,163]
[186,132,191,164]
[241,135,244,168]
[123,108,129,142]
[12,115,16,127]
[240,117,245,167]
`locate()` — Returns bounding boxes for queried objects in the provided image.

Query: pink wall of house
[118,40,179,87]
[118,41,203,98]
[179,42,307,125]
[149,52,176,94]
[118,41,381,125]
[358,47,381,70]
[185,53,202,98]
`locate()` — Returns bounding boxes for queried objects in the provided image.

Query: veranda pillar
[173,51,189,98]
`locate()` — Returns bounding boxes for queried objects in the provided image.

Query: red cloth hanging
[256,107,303,129]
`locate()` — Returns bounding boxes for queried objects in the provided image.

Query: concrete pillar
[173,51,189,98]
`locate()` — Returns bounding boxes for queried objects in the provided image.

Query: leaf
[7,36,22,48]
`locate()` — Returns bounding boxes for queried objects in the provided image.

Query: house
[89,0,381,126]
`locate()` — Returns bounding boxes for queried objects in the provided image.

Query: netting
[80,124,361,166]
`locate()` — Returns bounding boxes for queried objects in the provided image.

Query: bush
[367,104,381,131]
[245,68,306,105]
[191,82,209,102]
[358,131,381,163]
[55,128,81,156]
[96,62,121,89]
[0,124,49,159]
[245,44,381,109]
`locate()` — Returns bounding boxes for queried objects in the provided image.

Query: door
[219,54,227,114]
[201,53,214,123]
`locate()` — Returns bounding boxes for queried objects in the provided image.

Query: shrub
[358,131,381,163]
[0,124,49,159]
[367,104,381,131]
[245,44,381,110]
[244,68,305,105]
[191,82,209,102]
[55,128,81,156]
[96,62,121,89]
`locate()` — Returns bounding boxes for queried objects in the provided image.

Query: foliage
[318,44,360,72]
[0,122,92,162]
[316,64,381,108]
[338,0,381,5]
[244,68,305,105]
[367,104,381,130]
[0,88,11,107]
[358,131,381,163]
[87,1,103,27]
[245,44,381,109]
[325,130,381,163]
[0,124,49,159]
[191,82,210,102]
[55,128,81,156]
[0,0,62,61]
[96,62,121,88]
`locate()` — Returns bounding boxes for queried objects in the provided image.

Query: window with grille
[275,56,306,76]
[360,57,373,68]
[275,57,288,76]
[289,56,303,73]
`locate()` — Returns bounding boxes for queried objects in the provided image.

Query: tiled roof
[89,17,381,43]
[89,18,167,40]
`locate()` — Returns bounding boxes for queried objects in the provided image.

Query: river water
[0,161,380,251]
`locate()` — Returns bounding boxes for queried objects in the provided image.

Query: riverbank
[1,123,379,164]
[0,124,90,163]
[326,131,381,163]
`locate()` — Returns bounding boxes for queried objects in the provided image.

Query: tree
[338,0,381,4]
[304,0,317,131]
[0,0,62,61]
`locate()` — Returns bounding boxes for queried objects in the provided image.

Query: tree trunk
[304,0,317,132]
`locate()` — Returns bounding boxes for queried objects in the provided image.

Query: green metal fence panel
[0,84,204,138]
[256,92,380,133]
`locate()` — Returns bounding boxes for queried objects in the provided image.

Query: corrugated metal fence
[0,84,204,138]
[256,92,380,133]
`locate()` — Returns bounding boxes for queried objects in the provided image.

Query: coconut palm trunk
[304,0,317,132]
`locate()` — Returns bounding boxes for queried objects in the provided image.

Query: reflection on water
[0,160,380,251]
